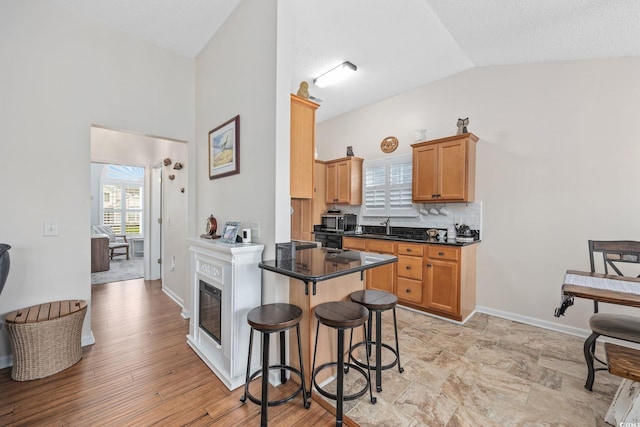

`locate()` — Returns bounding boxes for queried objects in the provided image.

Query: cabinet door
[438,139,467,201]
[336,160,351,203]
[412,144,438,202]
[290,95,318,199]
[291,198,312,241]
[365,239,396,293]
[425,259,459,316]
[325,162,338,204]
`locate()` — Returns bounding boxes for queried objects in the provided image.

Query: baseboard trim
[475,305,590,338]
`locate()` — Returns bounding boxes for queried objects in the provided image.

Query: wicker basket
[5,300,87,381]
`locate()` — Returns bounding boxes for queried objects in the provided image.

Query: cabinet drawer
[397,255,422,280]
[367,239,396,254]
[427,246,459,262]
[342,237,366,250]
[397,243,424,256]
[397,277,423,304]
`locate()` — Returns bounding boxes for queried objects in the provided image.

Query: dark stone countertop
[259,246,397,287]
[348,233,481,246]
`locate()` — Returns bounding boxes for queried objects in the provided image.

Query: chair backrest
[589,240,640,278]
[92,225,116,242]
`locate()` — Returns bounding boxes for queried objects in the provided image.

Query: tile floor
[318,307,620,426]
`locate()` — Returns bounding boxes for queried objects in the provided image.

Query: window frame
[362,153,418,218]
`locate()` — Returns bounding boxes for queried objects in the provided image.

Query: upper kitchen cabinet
[325,157,363,205]
[290,94,319,199]
[411,133,478,203]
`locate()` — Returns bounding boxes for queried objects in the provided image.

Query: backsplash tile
[340,201,483,238]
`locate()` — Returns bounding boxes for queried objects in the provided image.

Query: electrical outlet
[251,221,260,239]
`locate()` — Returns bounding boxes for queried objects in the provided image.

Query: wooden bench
[4,300,87,381]
[604,343,640,424]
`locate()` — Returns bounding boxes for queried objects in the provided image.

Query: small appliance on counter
[454,223,480,243]
[320,212,357,233]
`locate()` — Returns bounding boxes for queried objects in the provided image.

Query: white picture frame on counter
[220,221,240,243]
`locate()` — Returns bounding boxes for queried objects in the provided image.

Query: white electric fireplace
[187,238,264,391]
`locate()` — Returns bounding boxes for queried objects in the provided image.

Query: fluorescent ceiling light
[313,61,357,88]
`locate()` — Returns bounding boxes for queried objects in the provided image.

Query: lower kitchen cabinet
[343,237,477,322]
[364,239,396,293]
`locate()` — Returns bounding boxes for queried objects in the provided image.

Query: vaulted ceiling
[53,0,640,121]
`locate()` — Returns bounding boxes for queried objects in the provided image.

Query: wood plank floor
[0,279,344,426]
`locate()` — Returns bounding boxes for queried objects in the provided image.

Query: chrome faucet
[381,218,391,235]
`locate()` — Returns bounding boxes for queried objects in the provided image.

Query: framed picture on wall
[219,221,241,243]
[209,115,240,180]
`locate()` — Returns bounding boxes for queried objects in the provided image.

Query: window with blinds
[362,154,417,217]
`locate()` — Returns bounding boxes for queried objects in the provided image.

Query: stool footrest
[349,341,399,372]
[312,362,374,403]
[242,364,305,407]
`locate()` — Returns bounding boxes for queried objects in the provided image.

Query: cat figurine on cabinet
[346,146,354,156]
[456,117,469,135]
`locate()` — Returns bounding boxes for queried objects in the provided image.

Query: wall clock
[380,136,399,153]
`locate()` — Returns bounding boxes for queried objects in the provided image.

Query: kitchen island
[259,246,397,386]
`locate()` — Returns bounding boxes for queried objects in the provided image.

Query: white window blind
[362,154,417,217]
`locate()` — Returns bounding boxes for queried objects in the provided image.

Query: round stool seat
[247,303,302,332]
[350,290,397,311]
[314,301,369,329]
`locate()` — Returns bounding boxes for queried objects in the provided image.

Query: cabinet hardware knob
[438,252,444,256]
[405,289,410,293]
[405,266,411,270]
[406,249,412,252]
[427,264,432,267]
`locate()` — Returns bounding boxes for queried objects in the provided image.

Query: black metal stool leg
[296,323,310,409]
[280,330,287,384]
[261,332,270,427]
[362,323,376,404]
[336,328,345,426]
[375,310,382,392]
[308,319,321,399]
[345,328,354,373]
[240,327,254,403]
[392,307,404,373]
[367,310,373,357]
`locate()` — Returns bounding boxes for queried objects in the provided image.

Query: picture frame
[209,115,240,180]
[219,221,241,244]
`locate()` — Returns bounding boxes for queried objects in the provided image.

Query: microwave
[320,213,357,233]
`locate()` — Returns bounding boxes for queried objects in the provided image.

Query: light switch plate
[43,221,59,236]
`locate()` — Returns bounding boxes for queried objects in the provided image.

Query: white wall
[317,58,640,334]
[194,0,291,307]
[0,1,195,366]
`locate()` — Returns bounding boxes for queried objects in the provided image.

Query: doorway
[90,125,184,285]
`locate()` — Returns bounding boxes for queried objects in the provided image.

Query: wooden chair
[584,240,640,390]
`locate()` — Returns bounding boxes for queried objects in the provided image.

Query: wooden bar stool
[310,301,376,426]
[348,290,403,392]
[240,303,309,427]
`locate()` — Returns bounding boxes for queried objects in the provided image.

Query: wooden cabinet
[397,243,424,305]
[424,246,459,315]
[412,133,478,203]
[91,235,109,272]
[325,157,363,205]
[365,239,396,293]
[291,161,326,241]
[290,94,319,199]
[343,236,477,322]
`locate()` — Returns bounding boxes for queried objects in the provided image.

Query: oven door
[199,280,222,344]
